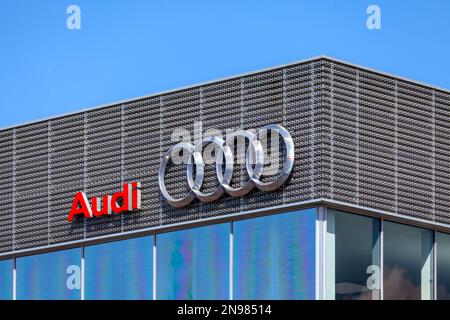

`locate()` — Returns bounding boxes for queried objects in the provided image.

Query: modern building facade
[0,56,450,300]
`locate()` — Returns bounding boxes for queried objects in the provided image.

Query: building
[0,56,450,300]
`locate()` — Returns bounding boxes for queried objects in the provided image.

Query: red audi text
[68,182,142,222]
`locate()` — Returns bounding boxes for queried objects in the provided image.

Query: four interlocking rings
[158,124,294,208]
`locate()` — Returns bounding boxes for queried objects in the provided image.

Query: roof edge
[1,55,449,132]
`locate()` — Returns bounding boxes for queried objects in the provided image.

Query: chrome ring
[189,136,233,202]
[250,124,295,192]
[158,124,295,207]
[158,142,199,208]
[220,130,264,197]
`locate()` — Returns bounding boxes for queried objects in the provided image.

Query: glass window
[156,223,229,299]
[437,232,450,300]
[383,221,433,300]
[327,210,381,300]
[0,259,13,300]
[233,209,316,300]
[85,236,153,300]
[16,248,81,300]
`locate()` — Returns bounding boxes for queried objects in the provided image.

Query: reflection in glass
[85,236,153,300]
[332,211,381,300]
[437,232,450,300]
[383,221,433,300]
[16,248,81,300]
[0,259,13,300]
[157,223,229,299]
[233,209,316,300]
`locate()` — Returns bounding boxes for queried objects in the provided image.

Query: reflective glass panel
[0,259,13,300]
[16,248,81,300]
[233,209,316,299]
[85,236,153,300]
[156,223,229,299]
[383,221,433,300]
[437,232,450,300]
[333,211,381,300]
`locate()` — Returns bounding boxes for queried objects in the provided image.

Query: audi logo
[158,124,295,208]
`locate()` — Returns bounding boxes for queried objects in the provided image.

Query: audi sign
[158,124,294,208]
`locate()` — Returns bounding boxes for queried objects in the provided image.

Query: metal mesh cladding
[0,129,14,253]
[320,60,449,223]
[1,57,450,254]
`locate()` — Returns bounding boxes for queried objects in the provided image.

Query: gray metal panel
[434,91,450,224]
[323,60,448,224]
[49,114,85,244]
[84,106,122,237]
[241,68,285,211]
[283,62,319,205]
[396,81,434,220]
[357,70,396,212]
[1,57,450,254]
[0,129,14,253]
[329,63,360,204]
[14,122,49,250]
[122,97,161,232]
[199,79,243,217]
[160,87,202,225]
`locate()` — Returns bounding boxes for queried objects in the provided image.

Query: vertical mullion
[13,257,16,300]
[153,234,157,300]
[325,207,335,300]
[371,218,382,300]
[315,207,321,300]
[433,230,437,300]
[81,245,85,300]
[229,222,233,300]
[420,229,433,300]
[315,207,320,300]
[380,218,384,300]
[315,206,326,300]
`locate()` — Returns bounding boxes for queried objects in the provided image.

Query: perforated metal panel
[0,57,449,254]
[321,60,450,224]
[0,129,14,253]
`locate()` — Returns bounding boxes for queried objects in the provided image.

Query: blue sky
[0,0,449,128]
